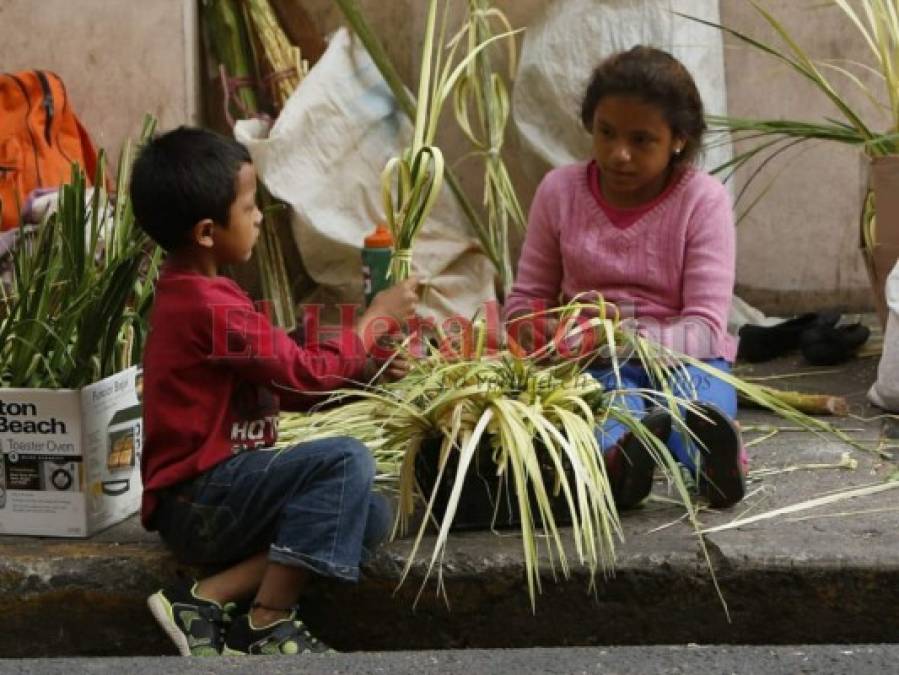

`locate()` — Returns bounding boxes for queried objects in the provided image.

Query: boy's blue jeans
[589,358,737,475]
[153,437,392,582]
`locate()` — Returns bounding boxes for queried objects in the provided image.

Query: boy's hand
[357,278,420,353]
[368,278,420,322]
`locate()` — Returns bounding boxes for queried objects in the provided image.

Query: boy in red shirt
[131,127,418,656]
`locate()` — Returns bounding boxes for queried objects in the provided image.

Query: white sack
[512,0,730,174]
[868,261,899,410]
[235,28,496,323]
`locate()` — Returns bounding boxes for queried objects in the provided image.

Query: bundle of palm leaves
[201,0,299,331]
[277,298,868,608]
[279,320,671,607]
[378,0,519,282]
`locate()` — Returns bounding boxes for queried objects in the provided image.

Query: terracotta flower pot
[861,154,899,328]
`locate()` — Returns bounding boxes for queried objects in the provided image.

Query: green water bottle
[361,224,394,307]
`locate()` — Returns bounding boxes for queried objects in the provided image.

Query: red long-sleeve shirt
[140,263,366,528]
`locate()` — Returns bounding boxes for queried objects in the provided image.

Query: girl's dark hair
[130,127,251,251]
[580,46,706,166]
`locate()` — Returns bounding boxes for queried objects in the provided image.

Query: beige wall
[0,0,200,162]
[0,0,879,312]
[720,0,879,313]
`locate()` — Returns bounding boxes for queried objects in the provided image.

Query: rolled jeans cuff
[269,543,360,582]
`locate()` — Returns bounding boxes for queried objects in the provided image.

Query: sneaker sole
[615,409,672,509]
[147,591,191,657]
[688,405,745,508]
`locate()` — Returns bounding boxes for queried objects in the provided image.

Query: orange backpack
[0,70,98,230]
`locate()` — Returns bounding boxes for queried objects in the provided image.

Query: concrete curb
[2,356,897,656]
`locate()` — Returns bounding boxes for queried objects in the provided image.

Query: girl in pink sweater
[506,46,745,509]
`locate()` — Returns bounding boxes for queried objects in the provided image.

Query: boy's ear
[192,218,216,249]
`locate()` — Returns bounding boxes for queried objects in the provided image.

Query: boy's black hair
[580,46,706,166]
[130,126,252,251]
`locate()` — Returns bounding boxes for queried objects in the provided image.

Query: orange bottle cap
[364,224,394,248]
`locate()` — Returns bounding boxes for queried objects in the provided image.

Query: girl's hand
[507,313,559,358]
[382,352,413,381]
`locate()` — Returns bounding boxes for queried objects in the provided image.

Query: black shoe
[738,311,841,363]
[147,580,233,656]
[688,403,745,509]
[606,408,672,509]
[800,322,870,365]
[224,610,333,655]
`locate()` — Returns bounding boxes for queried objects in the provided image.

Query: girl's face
[591,95,685,208]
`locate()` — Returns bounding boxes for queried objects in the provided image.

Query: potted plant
[686,0,899,325]
[0,115,161,389]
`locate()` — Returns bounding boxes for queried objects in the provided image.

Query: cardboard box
[0,367,143,537]
[862,155,899,328]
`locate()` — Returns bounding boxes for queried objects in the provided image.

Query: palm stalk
[335,0,513,279]
[701,479,899,535]
[201,0,297,331]
[379,0,521,281]
[201,0,259,117]
[451,0,526,300]
[738,384,848,416]
[0,116,161,389]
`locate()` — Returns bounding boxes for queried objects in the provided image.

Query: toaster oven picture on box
[103,403,142,496]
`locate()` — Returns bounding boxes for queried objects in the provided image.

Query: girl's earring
[674,146,683,156]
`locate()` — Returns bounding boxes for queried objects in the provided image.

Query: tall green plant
[683,1,899,196]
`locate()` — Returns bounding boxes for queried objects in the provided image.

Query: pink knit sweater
[505,161,738,361]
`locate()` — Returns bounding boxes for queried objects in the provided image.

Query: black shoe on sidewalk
[224,610,333,655]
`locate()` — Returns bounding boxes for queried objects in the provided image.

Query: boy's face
[215,162,262,265]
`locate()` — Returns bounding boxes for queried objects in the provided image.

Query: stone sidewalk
[1,353,896,657]
[4,645,899,674]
